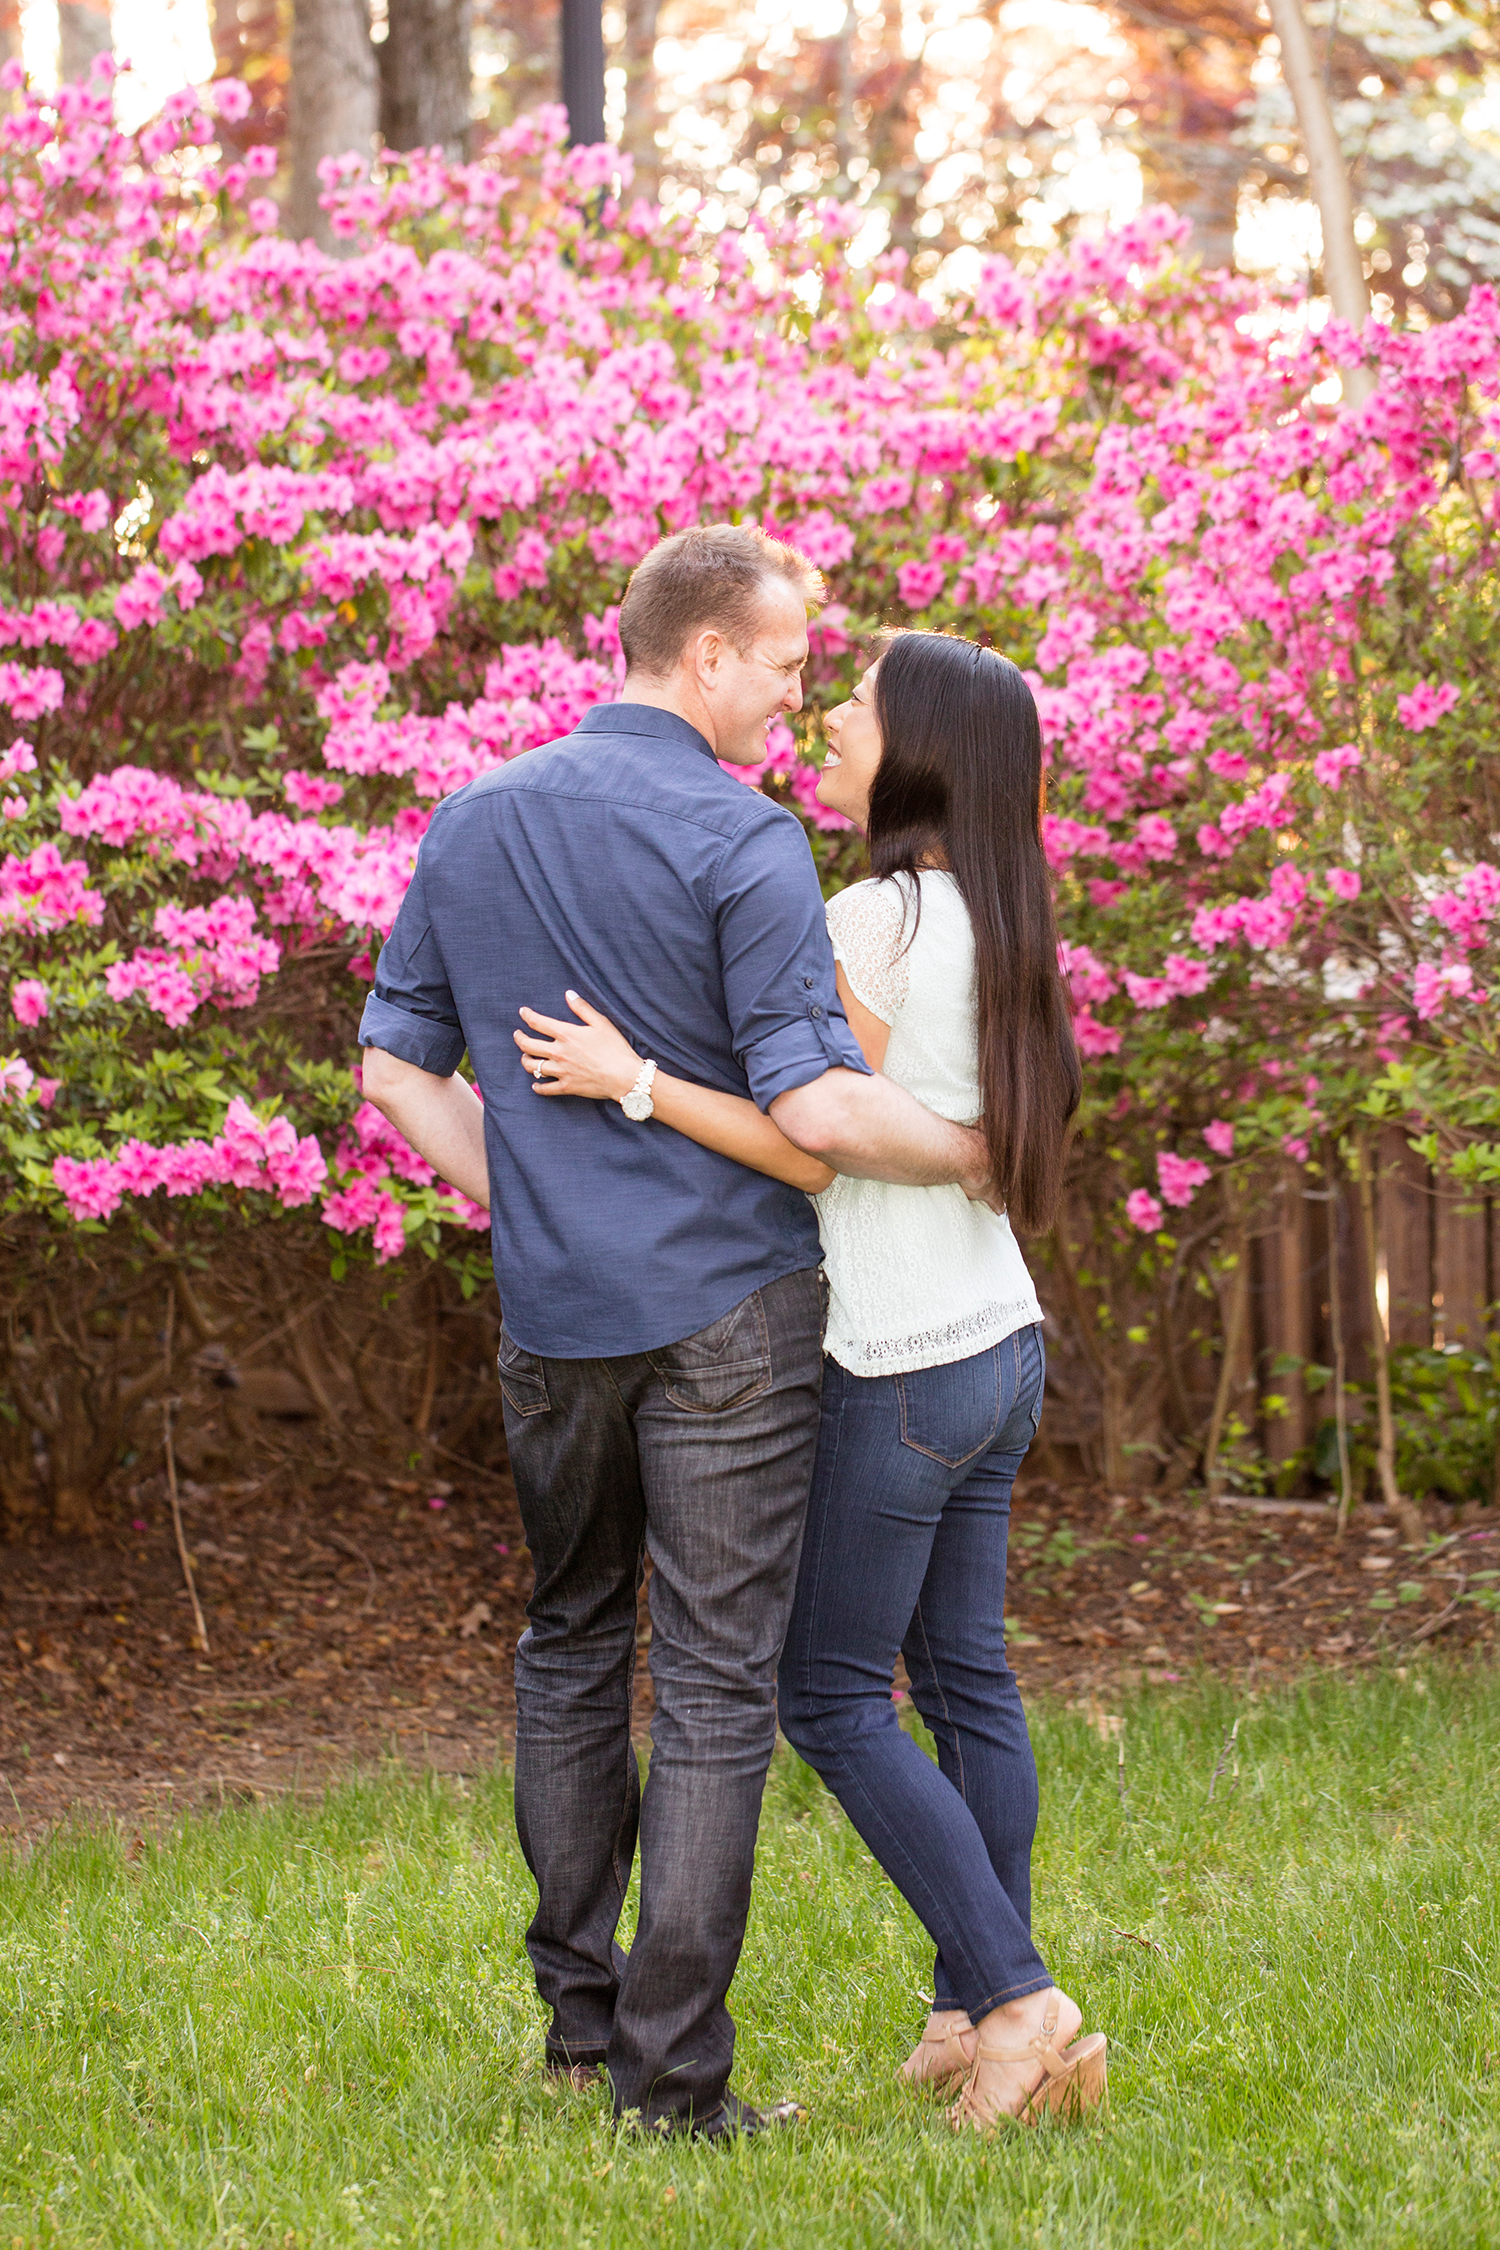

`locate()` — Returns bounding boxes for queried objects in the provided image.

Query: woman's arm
[835,963,891,1072]
[514,992,836,1194]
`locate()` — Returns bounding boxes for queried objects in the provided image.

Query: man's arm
[361,1047,491,1209]
[770,1069,993,1198]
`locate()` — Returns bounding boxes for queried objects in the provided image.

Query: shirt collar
[575,701,717,763]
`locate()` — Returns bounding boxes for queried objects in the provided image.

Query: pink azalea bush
[0,66,1497,1312]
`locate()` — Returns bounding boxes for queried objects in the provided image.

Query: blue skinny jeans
[778,1324,1051,2021]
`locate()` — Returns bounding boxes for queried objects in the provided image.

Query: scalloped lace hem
[826,1296,1042,1377]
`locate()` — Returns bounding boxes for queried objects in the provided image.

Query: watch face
[622,1090,653,1121]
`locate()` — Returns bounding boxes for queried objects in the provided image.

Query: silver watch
[620,1059,657,1121]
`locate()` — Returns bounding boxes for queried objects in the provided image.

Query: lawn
[1,1665,1496,2249]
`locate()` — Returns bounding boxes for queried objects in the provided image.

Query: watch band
[620,1059,657,1119]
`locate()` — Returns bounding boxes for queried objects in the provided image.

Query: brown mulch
[2,1469,1496,1845]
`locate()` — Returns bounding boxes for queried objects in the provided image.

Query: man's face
[695,577,809,764]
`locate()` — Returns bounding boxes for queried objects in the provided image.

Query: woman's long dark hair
[867,631,1081,1235]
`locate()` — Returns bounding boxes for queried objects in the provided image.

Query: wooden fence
[1030,1127,1495,1493]
[1245,1128,1492,1476]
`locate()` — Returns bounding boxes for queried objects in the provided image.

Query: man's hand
[955,1137,1007,1217]
[360,1047,491,1210]
[771,1070,1002,1206]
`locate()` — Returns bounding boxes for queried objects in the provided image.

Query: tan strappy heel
[950,1994,1108,2131]
[897,2010,976,2091]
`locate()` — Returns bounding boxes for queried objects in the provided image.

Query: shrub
[3,68,1500,1508]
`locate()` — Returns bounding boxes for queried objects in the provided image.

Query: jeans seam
[800,1719,1022,2011]
[792,1373,844,1715]
[610,1593,638,1901]
[909,1594,964,1804]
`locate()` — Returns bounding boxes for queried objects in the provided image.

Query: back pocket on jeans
[895,1349,1001,1467]
[646,1289,771,1414]
[497,1327,550,1417]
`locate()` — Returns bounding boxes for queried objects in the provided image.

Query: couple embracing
[360,524,1106,2141]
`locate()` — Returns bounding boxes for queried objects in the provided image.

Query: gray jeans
[498,1266,825,2130]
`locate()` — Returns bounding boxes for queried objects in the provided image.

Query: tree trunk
[560,0,605,145]
[1202,1221,1249,1497]
[289,0,379,250]
[380,0,472,156]
[619,0,659,193]
[1264,0,1374,403]
[1326,1161,1355,1534]
[59,0,112,82]
[1354,1138,1426,1547]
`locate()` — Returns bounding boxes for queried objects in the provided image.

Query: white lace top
[816,871,1043,1377]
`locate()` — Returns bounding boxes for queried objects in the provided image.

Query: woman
[513,631,1104,2129]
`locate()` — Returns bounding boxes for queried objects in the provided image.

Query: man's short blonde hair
[618,523,824,679]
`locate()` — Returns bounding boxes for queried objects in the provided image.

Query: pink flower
[1126,1189,1164,1233]
[267,1134,328,1207]
[372,1193,408,1263]
[896,561,945,611]
[284,770,344,812]
[1326,867,1361,901]
[1395,682,1459,732]
[0,1053,34,1102]
[51,1153,122,1221]
[114,1139,167,1195]
[1313,743,1362,789]
[1413,961,1476,1021]
[1282,1137,1310,1164]
[1163,953,1211,997]
[1134,815,1178,864]
[34,1076,60,1109]
[11,976,47,1024]
[1072,1009,1123,1057]
[1157,1151,1211,1208]
[1203,1119,1234,1157]
[322,1178,383,1233]
[248,197,280,234]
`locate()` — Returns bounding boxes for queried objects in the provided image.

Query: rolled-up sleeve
[357,858,467,1077]
[715,808,870,1110]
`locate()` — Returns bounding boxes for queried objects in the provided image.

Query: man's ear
[692,627,726,686]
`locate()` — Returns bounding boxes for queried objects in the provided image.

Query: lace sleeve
[825,878,912,1026]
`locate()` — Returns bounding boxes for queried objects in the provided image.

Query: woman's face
[816,661,882,828]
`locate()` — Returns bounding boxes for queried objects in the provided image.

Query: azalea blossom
[1126,1189,1165,1233]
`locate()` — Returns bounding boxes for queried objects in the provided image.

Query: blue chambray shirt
[358,702,869,1358]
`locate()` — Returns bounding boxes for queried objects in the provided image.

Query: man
[359,524,993,2139]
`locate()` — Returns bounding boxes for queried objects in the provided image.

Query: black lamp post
[561,0,606,146]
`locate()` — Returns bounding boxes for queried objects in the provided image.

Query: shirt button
[803,976,814,988]
[809,1004,825,1019]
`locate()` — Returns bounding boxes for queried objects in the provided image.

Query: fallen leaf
[458,1600,492,1639]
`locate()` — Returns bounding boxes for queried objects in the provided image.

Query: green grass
[2,1668,1497,2250]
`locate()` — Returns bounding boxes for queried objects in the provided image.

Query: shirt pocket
[895,1348,1001,1468]
[646,1287,772,1414]
[496,1326,551,1417]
